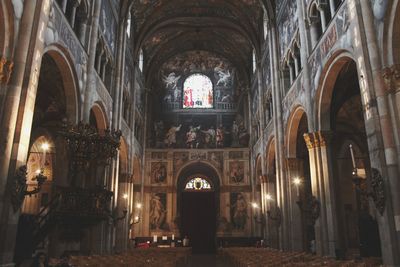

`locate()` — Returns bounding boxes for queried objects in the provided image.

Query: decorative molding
[0,57,14,85]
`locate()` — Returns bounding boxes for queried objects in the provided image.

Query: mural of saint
[150,193,167,230]
[152,163,167,183]
[230,161,245,183]
[230,193,248,230]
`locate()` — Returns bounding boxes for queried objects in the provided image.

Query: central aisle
[177,253,231,267]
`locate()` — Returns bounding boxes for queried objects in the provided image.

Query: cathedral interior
[0,0,400,266]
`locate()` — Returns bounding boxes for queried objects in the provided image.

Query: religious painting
[151,162,167,184]
[149,193,168,231]
[229,161,245,184]
[230,193,248,230]
[183,74,213,109]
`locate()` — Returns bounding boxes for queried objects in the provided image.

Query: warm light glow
[136,203,142,209]
[293,178,302,186]
[265,194,273,201]
[123,194,128,199]
[35,169,42,175]
[134,216,140,221]
[251,202,259,209]
[41,142,50,151]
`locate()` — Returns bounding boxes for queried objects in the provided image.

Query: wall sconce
[130,215,141,226]
[110,208,128,225]
[11,166,47,212]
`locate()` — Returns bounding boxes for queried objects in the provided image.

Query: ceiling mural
[129,0,265,86]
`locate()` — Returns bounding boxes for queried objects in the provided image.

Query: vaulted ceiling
[126,0,275,88]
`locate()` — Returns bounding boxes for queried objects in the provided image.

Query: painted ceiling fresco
[158,50,243,108]
[128,0,271,87]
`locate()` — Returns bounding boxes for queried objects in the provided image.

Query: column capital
[0,57,14,85]
[259,174,268,183]
[382,64,400,94]
[303,132,317,149]
[316,131,333,147]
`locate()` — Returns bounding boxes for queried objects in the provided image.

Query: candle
[172,234,175,240]
[153,235,157,243]
[349,144,356,169]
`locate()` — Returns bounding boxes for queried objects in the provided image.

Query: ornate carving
[0,57,14,84]
[382,65,400,93]
[303,133,315,150]
[370,168,386,216]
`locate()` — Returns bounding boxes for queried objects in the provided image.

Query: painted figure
[164,124,182,147]
[216,125,225,148]
[232,193,248,230]
[150,194,166,230]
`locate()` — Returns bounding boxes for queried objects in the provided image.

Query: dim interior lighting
[265,194,273,201]
[251,202,259,209]
[293,177,302,186]
[123,194,128,199]
[41,142,50,151]
[136,203,142,209]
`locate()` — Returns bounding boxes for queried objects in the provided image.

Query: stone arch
[286,105,308,158]
[176,160,222,186]
[265,136,276,177]
[119,137,129,174]
[90,101,109,132]
[383,0,400,65]
[255,154,262,181]
[0,0,14,57]
[43,45,80,123]
[315,51,356,131]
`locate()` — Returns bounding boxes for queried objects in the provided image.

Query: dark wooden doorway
[181,191,216,254]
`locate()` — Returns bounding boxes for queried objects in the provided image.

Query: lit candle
[172,234,175,240]
[349,144,356,169]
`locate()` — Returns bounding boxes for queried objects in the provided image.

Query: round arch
[314,51,356,131]
[90,102,109,132]
[43,45,80,124]
[383,0,400,65]
[0,0,14,57]
[286,105,308,158]
[119,137,129,174]
[265,136,276,177]
[176,161,220,253]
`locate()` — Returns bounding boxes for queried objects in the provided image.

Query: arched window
[183,74,213,109]
[185,177,212,191]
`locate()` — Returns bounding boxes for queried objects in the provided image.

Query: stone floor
[177,253,232,267]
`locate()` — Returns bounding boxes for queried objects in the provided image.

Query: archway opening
[177,162,220,254]
[325,60,381,259]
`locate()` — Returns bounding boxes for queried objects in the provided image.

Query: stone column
[286,158,304,251]
[83,0,102,122]
[69,0,80,29]
[316,131,338,257]
[0,0,51,265]
[356,0,400,265]
[269,23,290,251]
[303,133,325,256]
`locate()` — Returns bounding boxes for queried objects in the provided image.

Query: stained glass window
[183,74,213,109]
[185,177,212,191]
